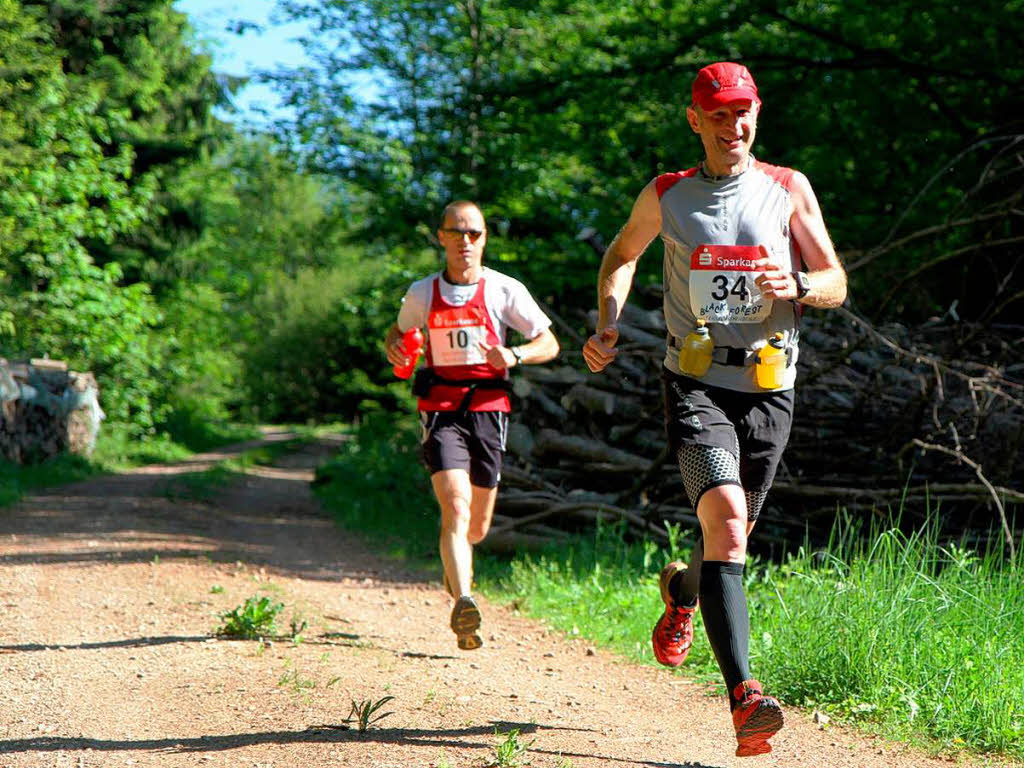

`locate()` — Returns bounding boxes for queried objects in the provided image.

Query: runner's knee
[696,485,748,559]
[440,496,472,534]
[467,525,488,545]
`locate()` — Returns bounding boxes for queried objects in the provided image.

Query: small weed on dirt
[216,595,284,639]
[289,617,308,645]
[488,728,534,767]
[278,666,317,693]
[343,695,395,732]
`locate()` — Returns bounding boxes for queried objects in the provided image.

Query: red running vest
[418,276,510,412]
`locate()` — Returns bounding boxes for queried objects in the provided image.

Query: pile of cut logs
[0,358,103,464]
[491,296,1024,553]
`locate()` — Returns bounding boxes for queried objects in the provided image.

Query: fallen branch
[910,439,1016,558]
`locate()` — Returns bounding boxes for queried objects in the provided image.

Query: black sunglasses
[440,228,484,242]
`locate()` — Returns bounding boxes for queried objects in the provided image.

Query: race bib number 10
[428,305,489,366]
[689,244,773,324]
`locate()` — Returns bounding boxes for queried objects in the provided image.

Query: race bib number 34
[428,305,489,366]
[689,244,773,324]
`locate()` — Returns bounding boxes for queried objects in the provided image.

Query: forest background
[1,0,1022,535]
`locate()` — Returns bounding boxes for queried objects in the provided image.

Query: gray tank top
[657,157,801,392]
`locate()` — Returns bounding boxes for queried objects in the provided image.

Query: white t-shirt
[397,267,552,343]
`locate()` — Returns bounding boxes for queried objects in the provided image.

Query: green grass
[0,420,289,509]
[0,420,261,508]
[312,414,438,564]
[1,421,194,507]
[488,520,1024,758]
[757,526,1024,755]
[313,411,1024,763]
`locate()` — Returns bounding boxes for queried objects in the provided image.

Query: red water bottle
[392,327,424,379]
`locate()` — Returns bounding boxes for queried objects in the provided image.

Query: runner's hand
[385,337,410,367]
[582,326,619,373]
[753,258,799,300]
[479,341,516,370]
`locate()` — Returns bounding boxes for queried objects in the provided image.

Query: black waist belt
[413,368,511,412]
[667,335,793,367]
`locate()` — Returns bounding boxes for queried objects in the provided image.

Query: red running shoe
[732,679,784,757]
[651,561,697,667]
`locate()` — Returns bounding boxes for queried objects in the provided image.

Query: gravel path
[0,432,1017,768]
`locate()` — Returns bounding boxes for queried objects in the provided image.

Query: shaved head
[440,200,483,228]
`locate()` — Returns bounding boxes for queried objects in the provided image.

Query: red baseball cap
[691,62,761,110]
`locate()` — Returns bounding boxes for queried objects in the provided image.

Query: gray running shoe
[450,595,483,651]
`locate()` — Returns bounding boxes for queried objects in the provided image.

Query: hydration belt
[412,368,512,412]
[667,335,795,367]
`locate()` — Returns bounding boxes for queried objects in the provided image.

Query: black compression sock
[668,536,703,606]
[699,560,751,709]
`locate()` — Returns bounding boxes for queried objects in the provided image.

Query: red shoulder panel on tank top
[753,160,796,190]
[655,167,699,199]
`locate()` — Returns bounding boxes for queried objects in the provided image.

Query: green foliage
[278,0,1024,320]
[756,527,1024,756]
[489,728,534,768]
[216,595,285,640]
[0,0,250,434]
[343,695,395,733]
[241,249,434,422]
[312,413,437,560]
[140,136,381,427]
[0,0,1020,433]
[0,1,163,427]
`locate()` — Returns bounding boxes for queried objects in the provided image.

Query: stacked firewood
[0,358,104,464]
[492,297,1024,551]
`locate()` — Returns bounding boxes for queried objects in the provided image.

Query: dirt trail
[0,432,1016,768]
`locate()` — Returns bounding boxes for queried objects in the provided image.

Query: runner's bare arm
[480,328,560,370]
[583,180,662,373]
[753,173,847,306]
[784,172,847,307]
[515,328,559,365]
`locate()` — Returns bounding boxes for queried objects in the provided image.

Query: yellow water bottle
[678,319,714,378]
[755,332,787,389]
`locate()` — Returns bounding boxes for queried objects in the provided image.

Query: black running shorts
[420,410,509,488]
[661,367,794,496]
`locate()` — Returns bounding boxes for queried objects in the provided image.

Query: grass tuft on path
[314,412,1024,762]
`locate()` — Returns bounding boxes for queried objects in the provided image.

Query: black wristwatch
[792,271,810,300]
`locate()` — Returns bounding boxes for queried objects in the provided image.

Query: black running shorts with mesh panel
[420,410,508,488]
[661,367,794,504]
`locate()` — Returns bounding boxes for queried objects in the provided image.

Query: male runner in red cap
[583,62,847,756]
